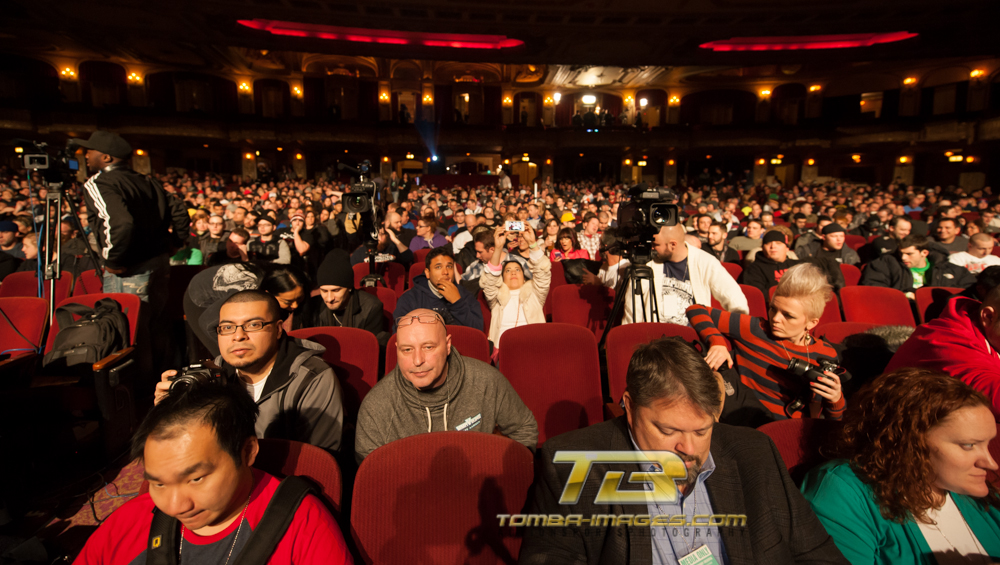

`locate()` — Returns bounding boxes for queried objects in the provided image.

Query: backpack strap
[54,303,97,332]
[146,508,180,565]
[232,476,314,565]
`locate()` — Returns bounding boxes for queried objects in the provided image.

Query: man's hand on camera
[154,370,177,406]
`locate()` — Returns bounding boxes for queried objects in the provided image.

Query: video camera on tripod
[13,139,80,183]
[338,159,389,287]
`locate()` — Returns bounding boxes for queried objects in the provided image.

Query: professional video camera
[338,159,389,286]
[615,182,679,266]
[168,360,227,393]
[13,139,80,183]
[340,160,380,214]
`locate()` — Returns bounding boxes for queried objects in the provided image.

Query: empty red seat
[914,286,963,323]
[840,286,914,327]
[722,262,742,281]
[550,284,614,339]
[840,264,862,286]
[361,286,396,331]
[0,297,48,380]
[813,321,878,344]
[0,271,73,303]
[498,323,602,444]
[352,432,533,564]
[413,248,431,264]
[287,327,379,427]
[739,284,768,318]
[758,418,843,485]
[72,269,103,296]
[353,262,406,296]
[385,325,490,372]
[605,323,701,404]
[844,235,866,251]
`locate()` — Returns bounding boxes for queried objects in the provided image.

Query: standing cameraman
[73,131,179,318]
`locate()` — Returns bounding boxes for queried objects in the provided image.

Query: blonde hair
[772,263,832,320]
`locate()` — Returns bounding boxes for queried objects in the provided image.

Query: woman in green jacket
[801,367,1000,564]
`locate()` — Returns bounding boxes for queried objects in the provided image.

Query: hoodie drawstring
[425,406,432,433]
[443,403,448,431]
[426,404,450,432]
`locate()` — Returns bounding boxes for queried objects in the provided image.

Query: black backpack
[42,298,130,371]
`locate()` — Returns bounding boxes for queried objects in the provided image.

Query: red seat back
[0,297,48,359]
[844,235,866,251]
[914,286,963,323]
[351,433,533,565]
[757,419,843,485]
[498,323,602,444]
[606,323,701,403]
[722,262,742,281]
[72,269,103,296]
[477,290,492,331]
[840,264,862,286]
[385,325,490,373]
[287,327,380,426]
[45,293,142,353]
[255,438,343,513]
[772,287,843,328]
[840,286,914,326]
[908,211,923,220]
[551,284,614,339]
[813,322,878,344]
[353,262,406,296]
[739,284,768,318]
[544,261,567,319]
[0,271,72,303]
[360,286,396,331]
[413,248,431,264]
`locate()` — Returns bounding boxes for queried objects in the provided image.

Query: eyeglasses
[396,313,443,328]
[217,320,279,335]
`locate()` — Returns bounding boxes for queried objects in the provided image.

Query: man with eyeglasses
[157,289,344,453]
[198,214,230,257]
[355,308,536,462]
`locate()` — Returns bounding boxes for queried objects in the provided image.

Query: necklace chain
[179,477,253,565]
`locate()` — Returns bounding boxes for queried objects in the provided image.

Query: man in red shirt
[74,379,352,565]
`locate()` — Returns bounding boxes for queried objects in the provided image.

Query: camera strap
[145,476,314,565]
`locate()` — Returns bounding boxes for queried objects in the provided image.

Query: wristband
[529,242,539,249]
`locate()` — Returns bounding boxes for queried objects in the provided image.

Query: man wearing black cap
[72,130,183,316]
[801,223,860,290]
[742,229,802,297]
[0,220,24,260]
[297,250,388,346]
[248,214,290,264]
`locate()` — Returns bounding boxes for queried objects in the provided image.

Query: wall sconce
[503,159,510,165]
[777,154,784,159]
[898,156,910,164]
[852,154,862,163]
[970,69,985,79]
[639,98,648,108]
[292,85,303,98]
[668,95,680,106]
[945,151,953,157]
[545,159,552,165]
[553,92,561,104]
[426,157,431,162]
[60,67,77,80]
[966,156,977,163]
[379,93,390,103]
[759,89,771,98]
[757,159,766,165]
[422,93,433,104]
[624,159,632,166]
[903,77,917,86]
[543,96,554,106]
[127,72,143,84]
[295,153,303,160]
[406,152,414,160]
[382,156,389,162]
[277,147,283,151]
[581,94,597,105]
[244,153,254,160]
[502,96,513,107]
[807,158,816,166]
[624,95,634,105]
[705,155,712,159]
[949,155,964,162]
[579,153,584,157]
[239,82,252,93]
[637,160,647,167]
[135,149,145,156]
[255,150,260,156]
[667,159,675,166]
[770,158,782,165]
[809,85,821,92]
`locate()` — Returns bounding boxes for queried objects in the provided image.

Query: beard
[676,453,703,493]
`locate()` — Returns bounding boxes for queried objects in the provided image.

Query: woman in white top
[802,367,1000,564]
[480,225,551,358]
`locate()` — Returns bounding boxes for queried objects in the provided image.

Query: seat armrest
[93,347,135,372]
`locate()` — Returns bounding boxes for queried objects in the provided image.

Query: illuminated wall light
[667,159,675,166]
[809,85,822,92]
[502,96,513,106]
[292,86,302,97]
[553,92,561,104]
[807,158,815,166]
[624,159,632,166]
[295,153,303,160]
[382,156,389,162]
[203,144,209,148]
[898,156,909,164]
[949,155,964,162]
[945,151,953,156]
[903,77,917,85]
[668,95,680,106]
[970,69,985,79]
[757,159,766,165]
[127,72,143,84]
[379,91,390,102]
[852,154,862,163]
[406,152,414,160]
[523,153,529,158]
[136,149,145,156]
[705,155,712,159]
[860,100,866,106]
[426,157,431,162]
[14,147,23,154]
[255,151,260,156]
[422,94,433,104]
[245,153,254,160]
[579,153,584,157]
[60,67,76,79]
[277,147,283,151]
[503,159,510,164]
[466,153,471,156]
[545,159,552,165]
[581,94,597,105]
[637,160,647,167]
[624,95,634,104]
[639,98,648,108]
[759,89,771,97]
[770,158,782,165]
[543,96,554,106]
[966,156,976,163]
[239,82,251,92]
[777,154,784,159]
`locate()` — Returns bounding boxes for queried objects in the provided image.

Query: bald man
[354,308,537,462]
[950,233,1000,274]
[622,224,748,326]
[887,285,1000,419]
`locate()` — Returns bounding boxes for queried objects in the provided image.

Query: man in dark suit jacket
[518,339,847,565]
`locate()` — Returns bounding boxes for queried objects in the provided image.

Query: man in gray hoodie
[158,290,344,453]
[355,308,537,462]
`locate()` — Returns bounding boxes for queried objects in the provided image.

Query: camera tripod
[599,261,660,348]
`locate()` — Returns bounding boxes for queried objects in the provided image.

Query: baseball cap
[0,220,17,233]
[762,231,788,246]
[68,131,132,159]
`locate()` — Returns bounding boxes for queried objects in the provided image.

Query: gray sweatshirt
[355,349,537,462]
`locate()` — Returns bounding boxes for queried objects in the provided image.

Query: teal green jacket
[801,460,1000,564]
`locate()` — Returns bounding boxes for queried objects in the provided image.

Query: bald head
[969,233,994,259]
[385,212,402,231]
[395,308,451,390]
[653,225,690,262]
[684,234,702,249]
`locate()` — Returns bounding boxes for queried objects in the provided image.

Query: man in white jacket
[621,224,748,325]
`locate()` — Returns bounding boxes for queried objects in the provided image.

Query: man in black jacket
[75,131,180,318]
[860,234,975,298]
[518,338,847,565]
[703,222,740,263]
[742,230,800,298]
[297,250,388,346]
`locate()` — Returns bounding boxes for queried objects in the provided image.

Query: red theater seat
[758,419,843,485]
[0,271,72,303]
[0,297,48,381]
[844,235,866,251]
[814,322,878,344]
[722,262,742,281]
[605,323,702,407]
[361,286,396,331]
[287,327,379,427]
[840,287,914,327]
[551,284,614,339]
[354,262,406,296]
[351,433,533,565]
[840,264,861,286]
[72,269,103,296]
[739,284,768,318]
[914,286,963,323]
[498,323,602,444]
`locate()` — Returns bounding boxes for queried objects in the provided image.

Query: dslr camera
[785,358,847,384]
[168,360,227,392]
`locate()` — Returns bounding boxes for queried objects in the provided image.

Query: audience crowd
[3,131,1000,564]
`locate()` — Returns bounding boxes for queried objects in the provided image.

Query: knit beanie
[316,249,354,289]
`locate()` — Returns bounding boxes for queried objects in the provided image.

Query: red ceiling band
[237,19,524,49]
[700,32,918,51]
